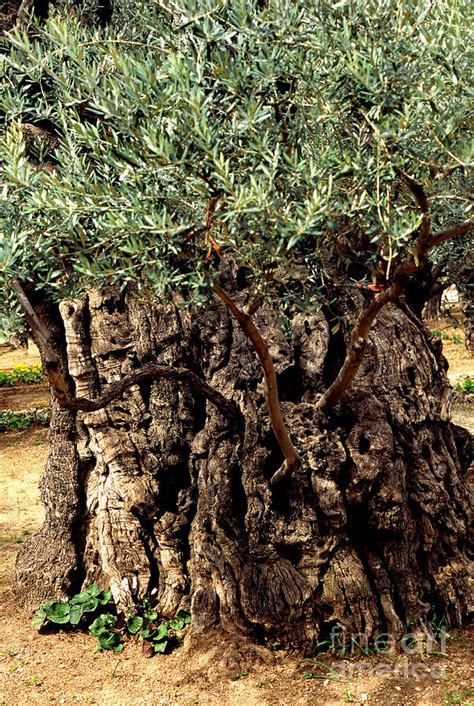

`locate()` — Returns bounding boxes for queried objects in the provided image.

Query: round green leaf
[70,592,92,605]
[98,631,124,652]
[89,613,117,636]
[31,608,47,629]
[144,609,158,622]
[153,623,169,641]
[97,589,112,606]
[80,597,99,613]
[153,639,168,654]
[126,615,144,635]
[140,627,156,640]
[176,609,191,624]
[44,601,70,624]
[69,604,83,625]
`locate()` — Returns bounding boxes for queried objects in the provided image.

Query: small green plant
[342,692,354,704]
[32,585,191,656]
[303,660,343,682]
[0,411,32,431]
[455,377,474,394]
[431,328,451,341]
[311,634,346,657]
[139,602,191,656]
[230,670,248,682]
[12,528,32,544]
[0,365,43,386]
[32,584,113,627]
[430,329,464,346]
[0,409,50,432]
[89,613,124,652]
[430,613,450,641]
[444,684,474,705]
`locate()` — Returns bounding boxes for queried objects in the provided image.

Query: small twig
[244,298,264,315]
[213,283,300,485]
[15,0,35,26]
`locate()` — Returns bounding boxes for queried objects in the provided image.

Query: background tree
[422,235,473,354]
[1,0,472,668]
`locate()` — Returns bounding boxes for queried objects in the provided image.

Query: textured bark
[461,293,473,356]
[14,274,472,668]
[424,291,443,322]
[14,298,82,607]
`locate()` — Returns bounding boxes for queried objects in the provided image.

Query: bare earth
[0,335,473,706]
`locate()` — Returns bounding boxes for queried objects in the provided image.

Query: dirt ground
[0,331,473,706]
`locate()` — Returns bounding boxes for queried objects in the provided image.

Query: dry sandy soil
[0,331,473,706]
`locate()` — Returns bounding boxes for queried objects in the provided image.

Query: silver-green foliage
[0,0,472,321]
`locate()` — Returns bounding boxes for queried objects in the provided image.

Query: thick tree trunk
[14,275,472,669]
[461,293,474,356]
[423,291,443,322]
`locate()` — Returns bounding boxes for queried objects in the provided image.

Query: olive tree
[1,0,472,668]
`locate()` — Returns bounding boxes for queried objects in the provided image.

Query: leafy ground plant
[0,409,50,432]
[454,377,474,394]
[32,585,191,655]
[430,330,464,346]
[136,597,191,657]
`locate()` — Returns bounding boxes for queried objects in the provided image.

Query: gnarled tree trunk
[461,292,474,356]
[14,273,472,670]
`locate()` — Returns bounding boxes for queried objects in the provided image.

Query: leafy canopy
[0,0,472,328]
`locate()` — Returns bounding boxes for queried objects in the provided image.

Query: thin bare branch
[15,0,35,26]
[244,297,264,315]
[72,363,241,419]
[399,171,431,242]
[317,288,396,412]
[213,283,300,485]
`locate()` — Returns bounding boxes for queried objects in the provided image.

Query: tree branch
[317,217,472,412]
[11,279,72,405]
[12,280,241,422]
[400,171,431,242]
[213,283,300,485]
[317,288,396,411]
[15,0,35,26]
[72,363,241,420]
[428,221,474,248]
